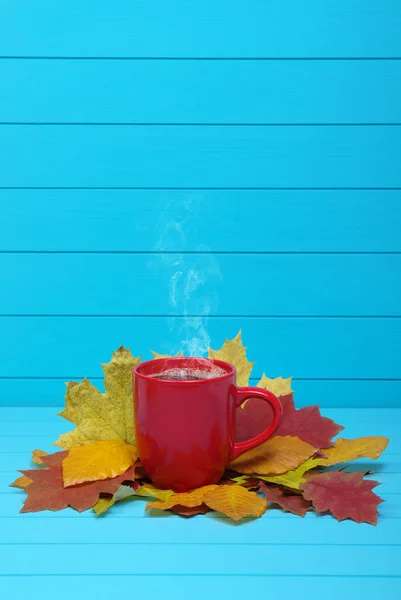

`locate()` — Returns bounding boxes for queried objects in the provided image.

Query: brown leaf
[258,482,312,517]
[20,451,136,513]
[203,485,267,520]
[171,504,209,517]
[301,471,384,525]
[229,435,317,475]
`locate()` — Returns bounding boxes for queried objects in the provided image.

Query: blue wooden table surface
[1,407,400,598]
[1,1,401,597]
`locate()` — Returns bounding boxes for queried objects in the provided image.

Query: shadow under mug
[133,357,283,492]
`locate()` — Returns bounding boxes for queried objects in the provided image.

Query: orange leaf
[62,440,137,487]
[229,435,317,475]
[32,449,48,465]
[21,451,136,513]
[10,475,33,489]
[203,485,267,520]
[146,485,219,511]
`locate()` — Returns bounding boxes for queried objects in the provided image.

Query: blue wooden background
[1,0,401,408]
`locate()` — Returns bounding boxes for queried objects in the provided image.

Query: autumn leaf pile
[11,334,389,525]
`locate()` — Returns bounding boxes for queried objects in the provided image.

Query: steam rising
[150,196,221,357]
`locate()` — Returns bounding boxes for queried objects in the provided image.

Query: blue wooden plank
[1,379,400,409]
[0,576,399,600]
[0,317,399,380]
[2,59,401,123]
[2,190,401,253]
[1,125,400,188]
[0,1,400,58]
[1,253,400,316]
[0,543,400,575]
[0,514,399,545]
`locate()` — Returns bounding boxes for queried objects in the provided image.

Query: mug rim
[133,357,235,384]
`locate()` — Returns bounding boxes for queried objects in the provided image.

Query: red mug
[133,357,282,492]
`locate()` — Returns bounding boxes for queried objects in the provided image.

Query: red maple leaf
[20,451,136,513]
[236,393,343,448]
[258,481,311,517]
[300,471,384,525]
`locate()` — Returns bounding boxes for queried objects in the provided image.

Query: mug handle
[231,387,283,460]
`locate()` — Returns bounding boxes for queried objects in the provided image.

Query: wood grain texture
[1,1,400,57]
[2,189,401,252]
[1,125,400,187]
[2,59,401,123]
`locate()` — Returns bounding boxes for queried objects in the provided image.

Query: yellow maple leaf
[31,449,48,465]
[150,351,184,359]
[208,331,254,386]
[257,374,293,397]
[317,436,389,466]
[258,436,390,490]
[135,484,175,502]
[203,485,267,520]
[10,475,33,489]
[54,346,140,449]
[93,485,137,515]
[62,440,137,487]
[146,485,219,511]
[229,435,317,475]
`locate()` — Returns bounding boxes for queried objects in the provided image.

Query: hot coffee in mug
[133,357,282,492]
